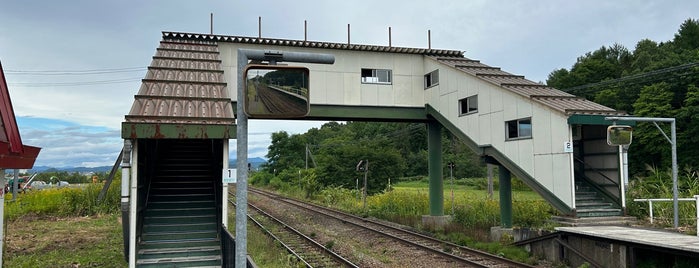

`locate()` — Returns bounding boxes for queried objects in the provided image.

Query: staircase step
[136,255,222,267]
[145,207,216,217]
[139,238,220,250]
[551,215,636,226]
[144,222,217,233]
[143,229,218,242]
[144,214,216,225]
[576,208,622,217]
[138,246,221,263]
[149,187,214,196]
[147,200,215,210]
[148,193,214,202]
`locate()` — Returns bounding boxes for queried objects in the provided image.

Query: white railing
[634,195,699,236]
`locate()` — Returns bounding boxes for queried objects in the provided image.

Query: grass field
[3,213,127,267]
[392,179,545,201]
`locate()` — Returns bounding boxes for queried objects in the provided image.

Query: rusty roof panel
[431,55,623,115]
[145,68,224,83]
[477,74,539,86]
[532,96,621,115]
[503,85,574,98]
[455,66,509,76]
[162,31,464,57]
[151,58,222,70]
[136,81,227,99]
[127,98,232,119]
[159,41,219,52]
[155,49,219,60]
[125,39,234,126]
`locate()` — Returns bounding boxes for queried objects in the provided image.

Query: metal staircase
[137,140,222,267]
[574,179,622,218]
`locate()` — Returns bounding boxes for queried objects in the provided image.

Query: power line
[8,78,142,87]
[5,67,146,75]
[562,62,699,93]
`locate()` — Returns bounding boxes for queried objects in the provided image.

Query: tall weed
[627,166,699,228]
[4,181,120,220]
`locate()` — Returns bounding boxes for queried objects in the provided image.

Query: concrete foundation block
[421,215,452,230]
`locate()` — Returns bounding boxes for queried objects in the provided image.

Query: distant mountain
[229,157,268,170]
[27,157,268,174]
[28,166,113,173]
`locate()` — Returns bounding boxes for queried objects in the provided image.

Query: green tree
[630,83,675,172]
[264,131,305,174]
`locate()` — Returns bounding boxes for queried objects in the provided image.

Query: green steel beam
[232,102,428,122]
[499,167,513,228]
[567,114,635,126]
[121,122,236,139]
[428,120,444,216]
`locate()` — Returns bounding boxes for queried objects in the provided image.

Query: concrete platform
[556,226,699,254]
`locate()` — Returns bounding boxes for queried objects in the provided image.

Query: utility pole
[357,160,369,210]
[449,162,456,216]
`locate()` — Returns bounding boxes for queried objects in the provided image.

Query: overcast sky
[1,1,697,167]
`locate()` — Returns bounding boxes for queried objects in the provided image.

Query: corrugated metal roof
[125,41,234,125]
[162,31,464,57]
[533,96,618,115]
[431,56,624,116]
[154,32,622,117]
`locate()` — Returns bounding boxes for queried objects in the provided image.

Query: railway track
[228,193,358,268]
[255,83,306,114]
[249,187,536,268]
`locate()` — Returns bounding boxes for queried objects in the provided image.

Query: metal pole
[671,120,678,228]
[695,195,699,237]
[0,169,4,268]
[235,49,334,267]
[235,49,250,268]
[606,116,678,228]
[12,169,18,200]
[363,161,368,211]
[618,145,626,213]
[128,143,138,267]
[450,164,454,216]
[222,140,229,228]
[120,141,132,264]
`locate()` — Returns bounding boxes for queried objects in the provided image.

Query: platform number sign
[223,168,237,183]
[563,141,574,153]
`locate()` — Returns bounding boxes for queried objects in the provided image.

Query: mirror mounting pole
[234,49,334,268]
[606,116,679,229]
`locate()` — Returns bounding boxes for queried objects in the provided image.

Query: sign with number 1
[223,169,237,183]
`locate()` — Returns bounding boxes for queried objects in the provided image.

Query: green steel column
[499,167,513,228]
[428,121,443,216]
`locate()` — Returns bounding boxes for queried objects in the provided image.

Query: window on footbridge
[424,69,439,88]
[361,68,392,84]
[459,95,478,115]
[506,118,532,140]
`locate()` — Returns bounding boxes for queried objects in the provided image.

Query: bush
[4,181,120,220]
[626,166,699,228]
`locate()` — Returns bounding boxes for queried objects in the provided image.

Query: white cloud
[3,0,698,167]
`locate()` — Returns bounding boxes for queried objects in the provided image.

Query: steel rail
[228,193,358,268]
[251,187,536,268]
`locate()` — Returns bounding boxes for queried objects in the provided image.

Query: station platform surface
[556,226,699,253]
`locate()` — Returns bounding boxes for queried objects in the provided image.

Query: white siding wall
[218,41,575,208]
[218,43,426,107]
[424,59,575,208]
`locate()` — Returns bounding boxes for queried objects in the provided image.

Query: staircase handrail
[574,157,619,187]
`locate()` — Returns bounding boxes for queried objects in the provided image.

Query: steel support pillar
[428,121,443,216]
[499,167,513,228]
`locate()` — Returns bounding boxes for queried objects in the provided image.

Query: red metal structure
[0,61,40,169]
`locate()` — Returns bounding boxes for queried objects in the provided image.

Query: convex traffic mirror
[607,125,633,146]
[243,65,310,118]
